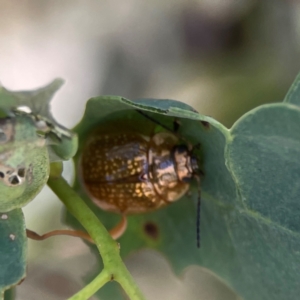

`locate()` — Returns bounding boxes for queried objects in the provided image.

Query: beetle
[79,110,203,247]
[27,109,203,247]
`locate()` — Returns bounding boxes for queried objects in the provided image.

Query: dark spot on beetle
[200,121,210,129]
[9,176,19,185]
[0,172,4,178]
[18,168,25,177]
[6,170,13,175]
[144,221,159,240]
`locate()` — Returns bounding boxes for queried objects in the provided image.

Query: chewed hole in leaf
[0,164,27,186]
[9,175,20,185]
[143,221,159,240]
[200,121,210,129]
[18,168,26,178]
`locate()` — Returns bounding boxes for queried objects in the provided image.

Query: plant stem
[47,162,145,300]
[68,270,109,300]
[3,288,15,300]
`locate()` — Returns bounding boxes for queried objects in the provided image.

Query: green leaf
[227,103,300,231]
[284,71,300,106]
[0,79,63,120]
[0,80,78,162]
[69,75,300,300]
[0,114,49,212]
[224,102,300,299]
[0,209,26,297]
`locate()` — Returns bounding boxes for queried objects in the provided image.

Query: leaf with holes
[0,114,50,212]
[0,80,79,296]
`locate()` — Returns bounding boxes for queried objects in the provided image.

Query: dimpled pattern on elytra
[81,127,192,214]
[81,132,165,213]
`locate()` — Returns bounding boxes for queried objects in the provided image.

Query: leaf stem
[47,162,145,300]
[3,288,15,300]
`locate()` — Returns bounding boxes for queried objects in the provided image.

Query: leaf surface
[0,209,26,297]
[0,80,78,295]
[69,74,300,300]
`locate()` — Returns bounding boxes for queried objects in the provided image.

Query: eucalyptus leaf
[68,73,300,300]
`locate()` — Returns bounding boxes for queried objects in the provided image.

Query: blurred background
[0,0,299,299]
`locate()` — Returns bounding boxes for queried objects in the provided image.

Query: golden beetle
[80,110,202,246]
[26,110,202,247]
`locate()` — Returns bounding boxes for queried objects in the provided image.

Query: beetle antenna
[136,109,174,133]
[136,109,191,145]
[138,109,202,248]
[195,175,201,248]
